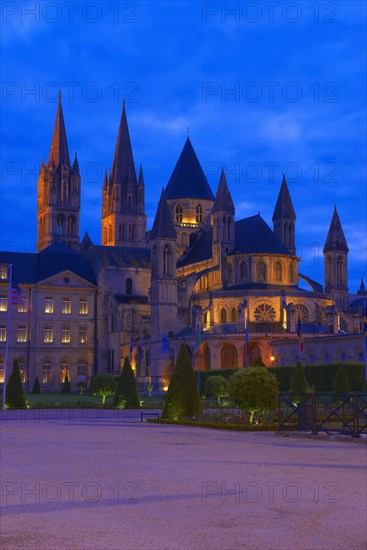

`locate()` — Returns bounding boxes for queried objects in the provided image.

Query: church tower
[149,190,178,383]
[211,169,235,286]
[37,92,80,252]
[101,102,147,247]
[272,175,296,255]
[323,206,349,310]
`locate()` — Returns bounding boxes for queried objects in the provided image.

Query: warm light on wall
[163,385,169,392]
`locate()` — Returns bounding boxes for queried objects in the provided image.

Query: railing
[278,393,367,437]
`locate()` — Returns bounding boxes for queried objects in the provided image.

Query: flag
[297,317,304,354]
[11,273,23,305]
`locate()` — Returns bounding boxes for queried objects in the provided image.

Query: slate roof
[0,242,96,285]
[114,294,148,305]
[177,228,213,267]
[165,138,214,200]
[212,169,235,214]
[323,207,349,253]
[235,214,290,255]
[272,175,296,220]
[92,245,150,268]
[150,189,177,240]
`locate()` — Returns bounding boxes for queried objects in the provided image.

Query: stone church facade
[0,96,365,390]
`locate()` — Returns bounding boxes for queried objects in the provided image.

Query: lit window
[18,298,27,313]
[43,326,53,343]
[0,325,6,343]
[17,325,27,343]
[45,297,54,314]
[0,357,4,383]
[62,297,71,314]
[79,326,87,344]
[196,204,203,222]
[0,295,7,312]
[79,298,88,315]
[0,266,8,280]
[42,361,52,383]
[60,360,70,383]
[175,204,183,222]
[61,326,71,343]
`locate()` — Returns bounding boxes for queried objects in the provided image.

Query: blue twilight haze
[1,1,366,292]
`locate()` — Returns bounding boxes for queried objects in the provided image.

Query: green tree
[5,359,27,409]
[113,357,140,408]
[61,375,71,394]
[205,375,228,406]
[228,367,278,423]
[77,381,87,395]
[32,376,41,394]
[162,344,202,420]
[92,374,116,406]
[290,361,308,404]
[332,366,351,394]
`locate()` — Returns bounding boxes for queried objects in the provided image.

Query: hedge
[147,418,277,431]
[196,363,365,393]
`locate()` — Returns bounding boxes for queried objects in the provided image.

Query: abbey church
[0,96,365,390]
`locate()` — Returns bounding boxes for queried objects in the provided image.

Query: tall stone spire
[213,169,235,214]
[150,189,177,240]
[48,91,70,167]
[101,102,146,247]
[272,175,296,255]
[323,206,349,253]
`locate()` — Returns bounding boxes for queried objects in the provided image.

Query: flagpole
[2,264,12,411]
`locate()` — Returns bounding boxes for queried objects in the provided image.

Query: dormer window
[175,204,183,222]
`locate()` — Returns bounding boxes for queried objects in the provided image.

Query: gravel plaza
[0,409,366,550]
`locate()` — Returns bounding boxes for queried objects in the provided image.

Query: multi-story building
[0,96,365,391]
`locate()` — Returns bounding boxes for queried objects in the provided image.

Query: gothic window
[275,261,282,282]
[231,307,237,322]
[175,204,183,222]
[253,304,276,322]
[196,204,203,222]
[42,361,52,383]
[240,262,248,281]
[256,261,267,282]
[220,308,227,323]
[294,304,310,322]
[128,225,134,241]
[67,216,75,236]
[220,343,238,369]
[126,278,133,295]
[118,224,125,241]
[57,214,64,235]
[227,216,232,240]
[163,245,171,275]
[337,257,343,285]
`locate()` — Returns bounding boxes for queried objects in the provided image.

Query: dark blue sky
[1,1,366,292]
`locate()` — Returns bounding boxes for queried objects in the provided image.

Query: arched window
[175,204,183,222]
[220,308,227,323]
[196,204,203,222]
[337,257,343,285]
[240,262,248,281]
[294,304,310,322]
[275,261,282,282]
[257,261,266,282]
[231,307,237,322]
[221,344,238,369]
[126,278,133,295]
[128,225,134,241]
[163,245,171,275]
[60,359,70,383]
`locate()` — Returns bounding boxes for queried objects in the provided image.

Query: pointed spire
[212,169,235,214]
[110,101,137,188]
[272,175,296,221]
[48,91,70,167]
[103,169,108,191]
[357,278,365,295]
[73,152,79,171]
[323,206,349,253]
[137,164,144,186]
[150,189,177,240]
[165,137,214,200]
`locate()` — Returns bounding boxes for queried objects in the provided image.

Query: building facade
[0,97,365,391]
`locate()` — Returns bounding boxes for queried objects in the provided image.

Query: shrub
[77,381,87,395]
[92,374,116,406]
[205,375,228,406]
[162,344,202,420]
[228,367,279,423]
[61,375,71,394]
[5,359,27,409]
[113,357,140,408]
[332,366,351,394]
[289,361,308,404]
[32,376,41,394]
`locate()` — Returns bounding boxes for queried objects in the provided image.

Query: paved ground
[1,410,366,550]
